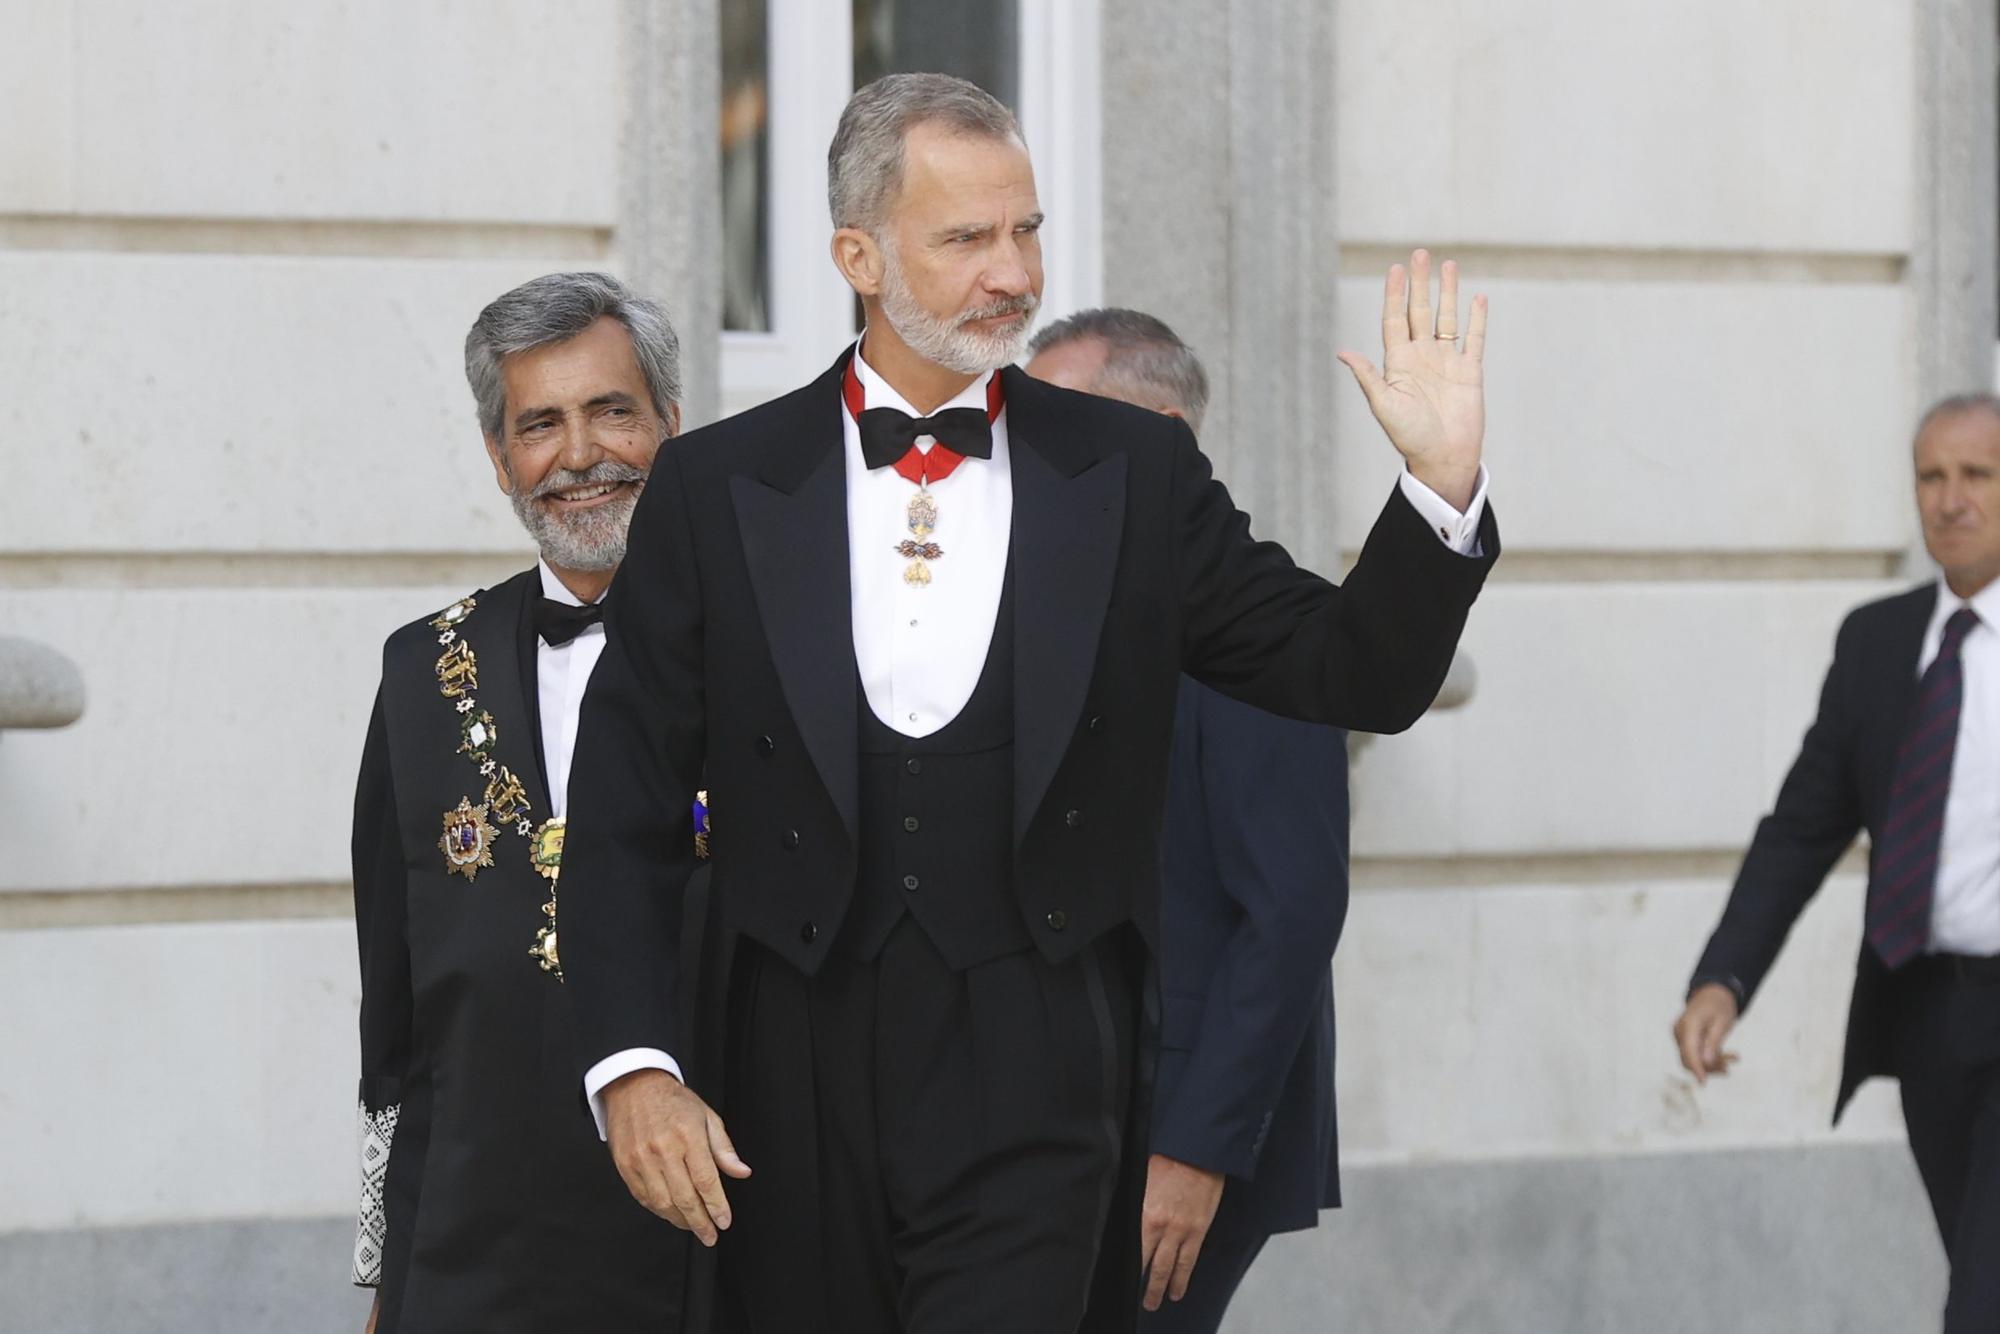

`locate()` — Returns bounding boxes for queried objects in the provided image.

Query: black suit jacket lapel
[1838,582,1936,840]
[1864,584,1939,784]
[1005,367,1127,843]
[731,356,860,843]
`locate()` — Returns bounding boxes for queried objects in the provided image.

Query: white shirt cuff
[583,1047,683,1141]
[1397,466,1490,556]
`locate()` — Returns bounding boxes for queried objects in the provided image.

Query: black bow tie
[857,405,994,470]
[534,596,604,647]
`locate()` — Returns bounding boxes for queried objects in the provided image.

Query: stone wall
[1100,0,1988,1328]
[3,1,1992,1329]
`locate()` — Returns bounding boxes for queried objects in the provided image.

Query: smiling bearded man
[349,271,694,1334]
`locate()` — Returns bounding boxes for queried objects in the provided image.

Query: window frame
[718,0,1104,415]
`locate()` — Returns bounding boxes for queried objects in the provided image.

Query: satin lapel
[465,570,553,817]
[1010,432,1126,844]
[512,582,552,807]
[731,441,858,844]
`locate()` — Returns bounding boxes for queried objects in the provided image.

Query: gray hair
[464,271,682,441]
[1028,308,1212,432]
[828,73,1022,232]
[1916,392,2000,444]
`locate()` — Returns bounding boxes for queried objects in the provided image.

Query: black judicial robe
[351,569,687,1334]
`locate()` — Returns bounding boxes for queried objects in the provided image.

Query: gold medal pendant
[896,539,943,584]
[907,488,937,539]
[483,766,531,826]
[899,487,942,585]
[530,815,565,880]
[528,816,566,978]
[439,798,498,879]
[435,639,479,698]
[426,590,561,980]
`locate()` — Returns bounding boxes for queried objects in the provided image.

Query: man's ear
[483,433,513,495]
[661,402,682,440]
[831,227,884,297]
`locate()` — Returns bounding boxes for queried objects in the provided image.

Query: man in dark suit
[563,73,1497,1334]
[1676,394,2000,1333]
[350,272,691,1333]
[1027,309,1351,1331]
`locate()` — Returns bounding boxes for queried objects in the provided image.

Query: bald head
[1916,394,2000,597]
[1025,308,1209,431]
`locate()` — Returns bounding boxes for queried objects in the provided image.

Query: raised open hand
[1337,249,1486,511]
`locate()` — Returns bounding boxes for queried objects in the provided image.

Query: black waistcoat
[843,570,1031,966]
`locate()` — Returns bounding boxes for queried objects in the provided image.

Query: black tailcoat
[565,350,1496,1055]
[561,350,1498,1319]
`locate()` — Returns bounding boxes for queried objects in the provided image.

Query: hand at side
[1139,1153,1226,1312]
[604,1068,752,1246]
[1672,983,1742,1085]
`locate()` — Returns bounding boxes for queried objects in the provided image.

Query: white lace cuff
[352,1101,400,1286]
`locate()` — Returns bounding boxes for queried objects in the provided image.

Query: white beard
[877,245,1039,375]
[509,461,645,572]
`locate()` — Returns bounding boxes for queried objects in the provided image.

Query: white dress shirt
[581,346,1492,1134]
[846,348,1015,735]
[536,562,607,821]
[1918,575,2000,956]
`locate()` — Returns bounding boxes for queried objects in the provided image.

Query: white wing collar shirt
[536,560,606,822]
[845,344,1013,736]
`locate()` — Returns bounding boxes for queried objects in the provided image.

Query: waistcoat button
[1046,910,1068,932]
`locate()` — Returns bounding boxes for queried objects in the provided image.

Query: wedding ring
[1433,331,1460,340]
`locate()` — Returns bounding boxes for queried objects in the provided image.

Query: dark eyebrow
[511,404,561,433]
[931,221,996,243]
[512,391,642,434]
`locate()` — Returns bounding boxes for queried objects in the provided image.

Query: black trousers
[1134,1228,1268,1334]
[1891,958,2000,1333]
[716,918,1144,1334]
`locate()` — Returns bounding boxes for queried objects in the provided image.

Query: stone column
[1912,0,1998,411]
[1099,0,1341,574]
[1905,0,1997,575]
[1912,0,1997,409]
[621,0,724,428]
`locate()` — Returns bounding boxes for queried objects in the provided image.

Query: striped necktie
[1867,606,1981,968]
